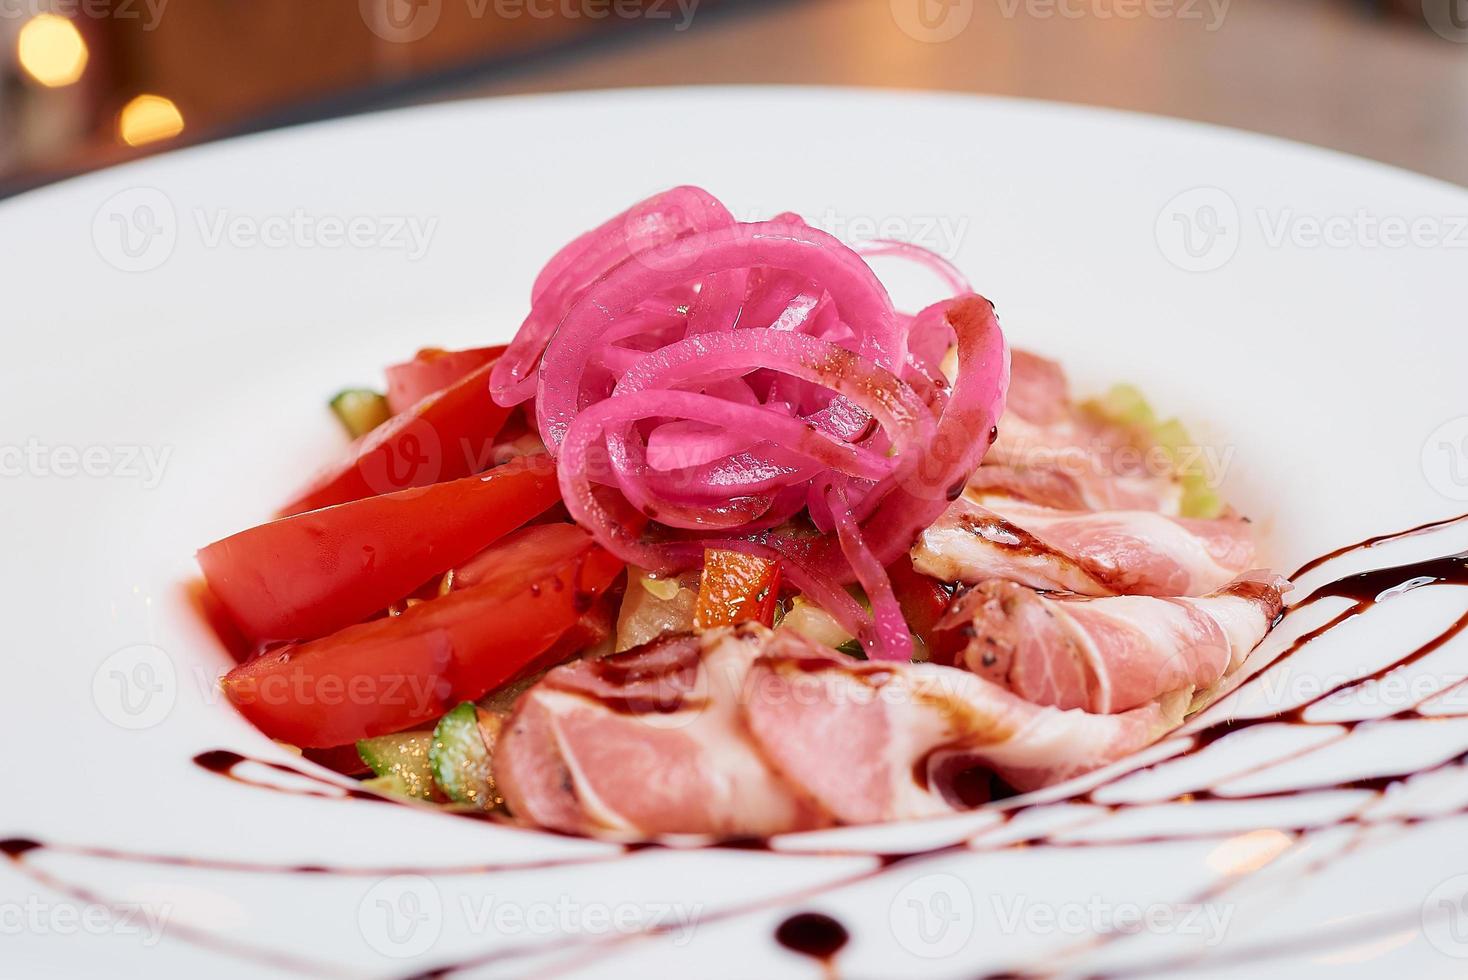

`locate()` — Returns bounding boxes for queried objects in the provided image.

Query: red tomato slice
[281,357,513,516]
[886,557,961,663]
[693,549,782,629]
[199,454,560,644]
[385,346,506,416]
[221,523,625,747]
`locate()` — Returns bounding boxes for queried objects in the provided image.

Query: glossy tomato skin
[886,557,961,664]
[448,520,602,590]
[385,346,506,416]
[198,454,560,644]
[280,358,513,517]
[221,524,624,747]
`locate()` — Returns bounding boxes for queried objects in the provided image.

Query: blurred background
[2,0,1466,197]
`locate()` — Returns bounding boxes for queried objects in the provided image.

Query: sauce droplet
[0,838,42,859]
[193,749,246,774]
[775,911,849,962]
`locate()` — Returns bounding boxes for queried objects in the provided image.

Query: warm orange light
[16,14,88,88]
[118,94,185,147]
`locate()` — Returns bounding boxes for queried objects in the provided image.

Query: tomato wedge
[385,346,506,415]
[221,523,625,747]
[199,454,560,644]
[886,557,961,663]
[281,357,513,516]
[693,549,782,629]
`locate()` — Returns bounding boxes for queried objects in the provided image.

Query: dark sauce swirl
[7,513,1468,978]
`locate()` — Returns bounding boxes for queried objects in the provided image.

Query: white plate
[4,87,1468,978]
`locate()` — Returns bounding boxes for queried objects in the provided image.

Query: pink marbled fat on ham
[939,572,1289,714]
[913,495,1255,597]
[496,626,1196,833]
[495,629,831,837]
[978,350,1183,514]
[742,630,1184,819]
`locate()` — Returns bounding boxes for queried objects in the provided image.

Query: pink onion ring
[491,188,1009,660]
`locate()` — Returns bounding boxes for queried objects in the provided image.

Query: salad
[198,187,1288,837]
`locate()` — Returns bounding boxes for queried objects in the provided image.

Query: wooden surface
[439,0,1468,186]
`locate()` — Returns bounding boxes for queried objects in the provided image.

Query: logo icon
[92,187,177,272]
[1155,186,1240,272]
[620,188,729,276]
[357,417,444,497]
[1422,417,1468,502]
[358,875,443,958]
[890,0,975,42]
[1423,874,1468,957]
[889,872,974,958]
[1424,0,1468,42]
[360,0,442,43]
[92,644,177,730]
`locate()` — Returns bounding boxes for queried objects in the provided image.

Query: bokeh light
[117,94,185,147]
[16,14,89,89]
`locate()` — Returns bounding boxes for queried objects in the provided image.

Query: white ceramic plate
[5,87,1468,979]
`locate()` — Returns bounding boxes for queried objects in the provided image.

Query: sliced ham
[741,630,1185,819]
[494,628,831,837]
[968,461,1182,514]
[937,571,1289,714]
[497,626,1195,833]
[980,350,1182,514]
[912,494,1255,597]
[1004,349,1070,426]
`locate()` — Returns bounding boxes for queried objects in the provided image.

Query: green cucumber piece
[329,389,391,438]
[1082,384,1224,519]
[429,702,500,810]
[356,732,437,801]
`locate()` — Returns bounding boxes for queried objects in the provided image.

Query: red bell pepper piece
[693,549,782,630]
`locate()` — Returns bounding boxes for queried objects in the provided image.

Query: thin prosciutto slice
[913,494,1255,597]
[496,626,1192,833]
[967,462,1180,515]
[494,628,830,837]
[741,630,1186,823]
[937,571,1289,715]
[979,350,1182,514]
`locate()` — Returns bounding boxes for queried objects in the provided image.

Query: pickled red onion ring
[494,186,736,406]
[490,188,1010,660]
[855,239,972,296]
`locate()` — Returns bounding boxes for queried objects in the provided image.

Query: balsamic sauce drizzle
[1290,511,1468,579]
[776,911,850,975]
[9,512,1468,978]
[0,837,354,978]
